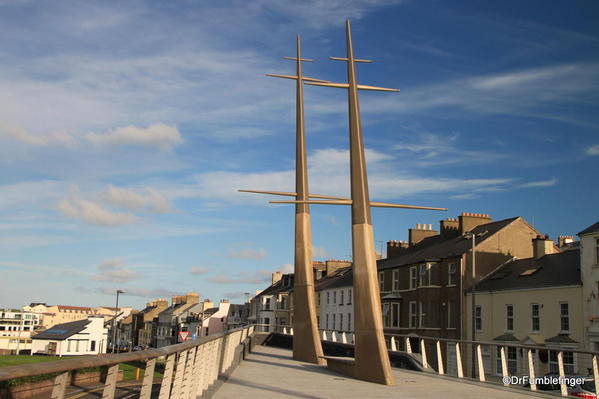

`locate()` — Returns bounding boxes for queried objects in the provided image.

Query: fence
[277,326,597,398]
[0,325,254,399]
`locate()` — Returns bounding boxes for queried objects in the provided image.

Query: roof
[57,305,93,311]
[314,267,352,291]
[32,319,90,340]
[545,334,578,344]
[256,275,295,297]
[494,333,519,342]
[578,221,599,236]
[378,217,519,270]
[474,249,580,293]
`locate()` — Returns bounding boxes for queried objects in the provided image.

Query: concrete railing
[275,325,598,397]
[0,325,255,399]
[385,333,598,398]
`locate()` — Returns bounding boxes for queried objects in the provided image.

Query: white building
[315,267,354,333]
[0,309,41,353]
[31,317,108,356]
[579,221,599,352]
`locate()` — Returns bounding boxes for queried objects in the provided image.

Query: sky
[0,0,598,309]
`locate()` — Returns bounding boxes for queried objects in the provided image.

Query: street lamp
[465,230,487,378]
[112,289,124,353]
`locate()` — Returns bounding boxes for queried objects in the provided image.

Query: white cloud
[227,247,267,260]
[206,274,235,284]
[519,177,558,188]
[86,124,183,151]
[103,184,172,213]
[585,144,599,156]
[57,187,139,226]
[95,286,177,298]
[313,247,329,259]
[93,258,143,283]
[450,193,480,200]
[189,266,209,276]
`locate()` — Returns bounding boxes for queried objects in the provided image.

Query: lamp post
[465,231,487,378]
[112,289,124,353]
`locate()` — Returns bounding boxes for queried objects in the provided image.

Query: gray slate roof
[579,221,599,236]
[32,319,90,340]
[474,249,580,293]
[378,217,519,271]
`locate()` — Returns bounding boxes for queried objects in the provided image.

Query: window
[340,290,344,305]
[410,267,417,289]
[67,340,72,352]
[339,314,343,330]
[90,341,96,351]
[550,351,574,374]
[333,291,337,305]
[391,303,400,328]
[326,314,329,329]
[531,304,540,332]
[596,238,599,264]
[392,270,400,291]
[347,313,351,331]
[409,301,417,328]
[560,302,569,332]
[327,292,330,305]
[378,272,385,292]
[448,262,457,286]
[419,264,427,286]
[264,297,271,310]
[332,314,336,330]
[506,305,514,331]
[447,301,454,328]
[317,292,321,306]
[475,305,482,331]
[347,289,352,305]
[419,302,426,328]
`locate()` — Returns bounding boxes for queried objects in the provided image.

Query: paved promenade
[213,346,550,399]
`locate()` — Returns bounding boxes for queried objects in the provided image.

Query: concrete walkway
[212,346,550,399]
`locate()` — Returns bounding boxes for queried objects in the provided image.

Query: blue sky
[1,1,598,309]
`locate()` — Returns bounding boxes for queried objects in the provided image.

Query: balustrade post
[436,341,444,375]
[342,332,347,344]
[159,353,176,399]
[500,347,508,385]
[455,343,463,378]
[476,345,485,382]
[390,336,397,352]
[170,350,189,399]
[420,339,428,369]
[527,349,536,391]
[592,355,598,399]
[139,358,156,399]
[557,351,568,397]
[101,364,119,399]
[180,347,196,399]
[405,337,412,353]
[50,371,70,399]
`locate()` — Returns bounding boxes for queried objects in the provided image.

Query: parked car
[568,377,596,398]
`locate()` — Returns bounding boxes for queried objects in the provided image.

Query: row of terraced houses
[249,213,599,378]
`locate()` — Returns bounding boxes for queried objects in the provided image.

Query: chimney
[408,223,438,246]
[459,212,492,234]
[440,218,460,238]
[533,235,554,259]
[558,235,574,248]
[325,260,351,276]
[272,271,282,285]
[185,292,199,304]
[386,240,409,259]
[202,299,213,310]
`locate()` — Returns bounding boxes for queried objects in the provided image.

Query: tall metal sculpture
[240,36,327,364]
[241,23,446,382]
[272,20,446,385]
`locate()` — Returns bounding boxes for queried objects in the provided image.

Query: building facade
[579,221,599,352]
[0,309,41,353]
[31,317,108,356]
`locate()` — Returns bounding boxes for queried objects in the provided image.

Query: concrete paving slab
[211,345,551,399]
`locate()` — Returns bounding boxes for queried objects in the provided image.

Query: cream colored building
[579,221,599,352]
[465,241,584,377]
[31,317,108,356]
[0,309,41,353]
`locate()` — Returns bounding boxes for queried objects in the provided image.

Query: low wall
[2,369,124,399]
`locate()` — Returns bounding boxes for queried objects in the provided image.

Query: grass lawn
[0,355,67,367]
[0,355,163,381]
